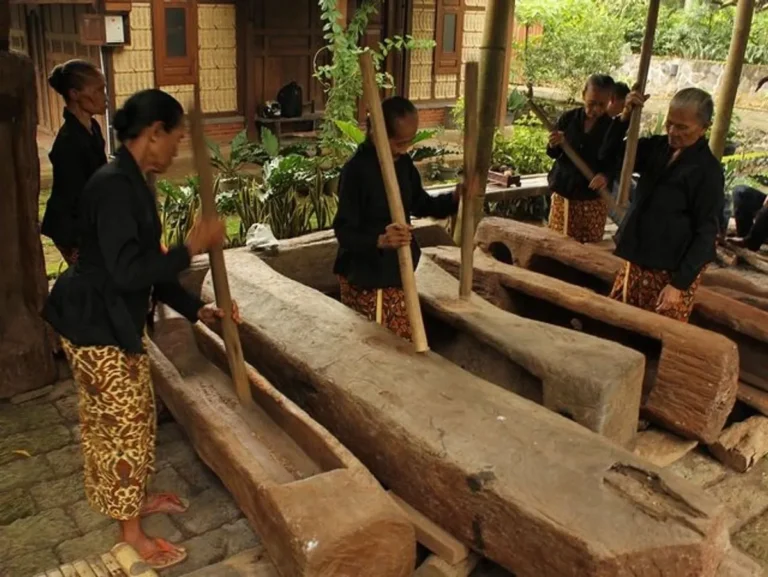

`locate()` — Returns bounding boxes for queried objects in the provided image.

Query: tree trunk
[0,49,57,398]
[709,0,755,160]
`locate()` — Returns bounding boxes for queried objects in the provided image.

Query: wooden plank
[176,547,278,577]
[709,416,768,473]
[45,571,64,577]
[73,559,97,577]
[359,51,428,352]
[413,554,480,577]
[99,553,125,577]
[84,557,110,577]
[633,428,698,467]
[738,382,768,417]
[149,316,415,577]
[198,251,731,577]
[388,492,469,565]
[424,244,739,444]
[60,565,78,577]
[473,217,754,441]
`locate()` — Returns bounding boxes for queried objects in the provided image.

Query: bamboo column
[459,62,480,299]
[358,52,429,352]
[709,0,755,160]
[189,89,253,405]
[616,0,661,207]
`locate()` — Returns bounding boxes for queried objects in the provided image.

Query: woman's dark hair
[48,59,101,101]
[583,74,615,94]
[366,96,418,137]
[613,82,630,100]
[113,89,185,143]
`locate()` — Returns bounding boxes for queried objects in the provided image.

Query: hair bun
[113,108,130,133]
[48,65,65,95]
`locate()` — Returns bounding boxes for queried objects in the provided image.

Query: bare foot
[140,493,189,516]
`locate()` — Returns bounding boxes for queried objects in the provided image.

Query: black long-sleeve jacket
[333,141,458,289]
[601,119,724,290]
[41,109,108,248]
[44,147,203,353]
[546,107,613,201]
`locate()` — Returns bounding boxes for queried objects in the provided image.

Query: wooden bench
[255,102,323,146]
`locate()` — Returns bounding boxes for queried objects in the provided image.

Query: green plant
[506,88,528,118]
[314,0,435,162]
[493,123,551,175]
[157,177,201,248]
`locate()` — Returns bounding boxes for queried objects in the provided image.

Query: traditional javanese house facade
[8,0,532,145]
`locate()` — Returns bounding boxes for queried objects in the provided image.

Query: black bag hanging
[277,81,303,119]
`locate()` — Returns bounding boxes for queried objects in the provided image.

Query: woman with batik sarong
[44,89,235,570]
[333,96,459,340]
[602,87,723,322]
[41,60,108,265]
[546,74,615,243]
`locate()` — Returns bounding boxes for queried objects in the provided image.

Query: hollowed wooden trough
[148,315,416,577]
[182,249,733,577]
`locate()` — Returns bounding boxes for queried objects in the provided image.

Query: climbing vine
[314,0,434,162]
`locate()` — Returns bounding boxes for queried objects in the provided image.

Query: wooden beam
[495,2,515,128]
[425,243,738,444]
[709,415,768,472]
[617,0,661,207]
[189,89,252,406]
[177,547,278,577]
[149,315,416,577]
[633,428,698,467]
[413,554,479,577]
[358,51,429,352]
[199,251,731,577]
[709,0,755,160]
[459,61,479,299]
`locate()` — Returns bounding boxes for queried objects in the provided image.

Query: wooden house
[8,0,530,144]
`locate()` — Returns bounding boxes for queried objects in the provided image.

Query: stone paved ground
[0,359,260,577]
[1,359,767,577]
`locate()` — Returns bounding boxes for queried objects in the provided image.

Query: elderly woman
[44,89,234,569]
[603,87,724,322]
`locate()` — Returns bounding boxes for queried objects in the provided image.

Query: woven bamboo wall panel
[434,74,457,99]
[113,3,155,109]
[465,0,486,8]
[408,4,436,101]
[9,5,28,55]
[198,4,237,113]
[163,84,195,110]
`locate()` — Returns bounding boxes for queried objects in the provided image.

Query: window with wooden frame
[152,0,198,86]
[434,0,463,75]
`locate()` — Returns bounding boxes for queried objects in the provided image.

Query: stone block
[707,471,768,532]
[0,403,63,437]
[0,488,35,525]
[165,529,226,577]
[174,486,240,536]
[0,547,60,577]
[666,449,729,488]
[174,458,219,495]
[68,500,112,534]
[55,524,121,564]
[54,395,80,424]
[148,466,194,501]
[734,511,768,571]
[0,425,71,466]
[10,385,54,405]
[220,518,260,558]
[48,379,76,402]
[143,513,184,543]
[0,455,55,493]
[0,508,79,561]
[30,472,84,510]
[46,444,84,477]
[154,440,198,470]
[156,421,184,445]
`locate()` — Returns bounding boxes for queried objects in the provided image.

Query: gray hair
[669,87,714,126]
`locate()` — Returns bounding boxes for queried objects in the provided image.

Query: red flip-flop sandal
[143,538,188,570]
[141,493,190,516]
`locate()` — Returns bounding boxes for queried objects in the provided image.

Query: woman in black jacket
[603,87,723,322]
[546,74,615,243]
[41,59,108,265]
[333,96,458,340]
[44,89,232,569]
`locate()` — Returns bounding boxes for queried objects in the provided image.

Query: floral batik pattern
[338,276,413,341]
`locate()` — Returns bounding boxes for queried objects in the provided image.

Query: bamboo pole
[709,0,755,160]
[358,52,429,352]
[189,88,253,405]
[526,95,625,224]
[459,62,480,299]
[616,0,661,207]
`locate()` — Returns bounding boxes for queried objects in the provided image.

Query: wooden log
[358,51,428,352]
[701,269,768,301]
[724,242,768,275]
[424,245,739,444]
[707,286,768,313]
[182,244,646,446]
[738,382,768,417]
[198,251,732,577]
[413,554,480,577]
[458,61,479,299]
[617,0,661,207]
[0,50,57,398]
[149,314,415,577]
[475,217,767,407]
[388,492,469,565]
[178,547,278,577]
[633,428,698,467]
[709,416,768,473]
[189,90,252,406]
